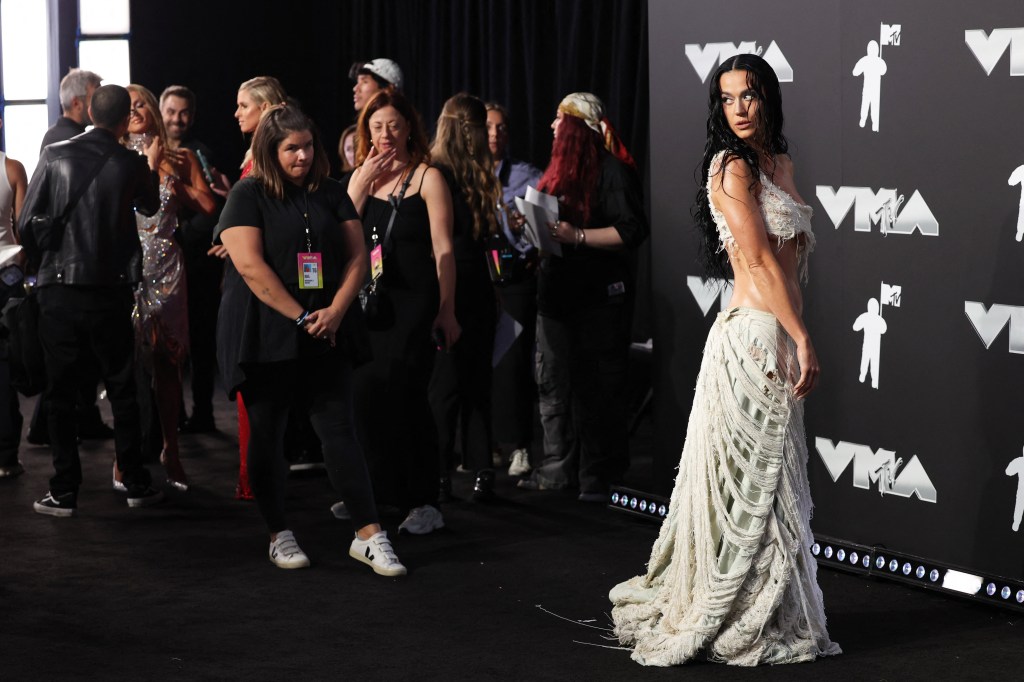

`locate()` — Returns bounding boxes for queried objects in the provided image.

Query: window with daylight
[0,0,50,176]
[78,0,131,86]
[0,0,133,177]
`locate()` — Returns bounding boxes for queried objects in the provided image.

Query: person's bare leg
[154,352,187,488]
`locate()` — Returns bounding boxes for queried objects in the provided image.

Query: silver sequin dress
[127,135,189,366]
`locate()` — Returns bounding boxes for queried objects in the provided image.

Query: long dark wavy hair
[692,53,788,280]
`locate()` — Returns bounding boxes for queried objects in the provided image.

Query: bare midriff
[723,235,803,316]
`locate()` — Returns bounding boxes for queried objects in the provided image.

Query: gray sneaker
[398,505,444,535]
[349,531,407,576]
[269,530,310,569]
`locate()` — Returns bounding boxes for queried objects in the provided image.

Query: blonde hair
[239,76,287,109]
[430,93,501,239]
[125,84,183,165]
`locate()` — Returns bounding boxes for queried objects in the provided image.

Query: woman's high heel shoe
[160,451,189,492]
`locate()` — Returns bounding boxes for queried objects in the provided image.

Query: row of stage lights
[609,489,668,519]
[607,487,1024,613]
[810,535,1024,612]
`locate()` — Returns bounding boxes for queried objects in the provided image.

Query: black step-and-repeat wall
[648,0,1024,581]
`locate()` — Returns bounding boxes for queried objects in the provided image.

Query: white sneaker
[508,448,532,477]
[398,505,445,535]
[349,531,407,577]
[330,501,351,520]
[268,530,310,569]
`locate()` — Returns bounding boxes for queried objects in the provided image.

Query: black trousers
[491,276,538,450]
[354,353,438,510]
[430,289,496,474]
[37,286,150,496]
[239,353,377,534]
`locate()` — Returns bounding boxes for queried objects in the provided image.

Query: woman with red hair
[520,92,647,501]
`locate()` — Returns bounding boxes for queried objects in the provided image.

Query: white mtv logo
[965,27,1024,76]
[685,41,793,83]
[815,437,937,503]
[816,186,939,236]
[964,302,1024,354]
[686,276,734,315]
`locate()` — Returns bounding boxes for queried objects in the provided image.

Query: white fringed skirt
[609,307,841,666]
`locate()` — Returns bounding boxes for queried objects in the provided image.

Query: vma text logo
[965,28,1024,76]
[685,41,793,83]
[965,302,1024,354]
[815,437,937,503]
[687,276,734,316]
[816,186,938,236]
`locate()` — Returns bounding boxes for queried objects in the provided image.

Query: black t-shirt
[537,152,648,317]
[215,176,359,395]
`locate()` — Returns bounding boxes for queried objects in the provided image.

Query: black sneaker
[126,486,165,508]
[179,414,217,434]
[33,491,78,517]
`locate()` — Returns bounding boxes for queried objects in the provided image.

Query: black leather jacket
[19,127,160,288]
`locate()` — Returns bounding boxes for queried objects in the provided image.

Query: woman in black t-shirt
[217,105,405,575]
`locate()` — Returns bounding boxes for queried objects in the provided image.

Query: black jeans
[239,353,378,534]
[37,285,150,496]
[534,302,631,495]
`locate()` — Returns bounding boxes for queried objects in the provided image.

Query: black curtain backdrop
[129,0,648,185]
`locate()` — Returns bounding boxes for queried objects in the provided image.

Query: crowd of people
[2,52,842,668]
[0,59,649,576]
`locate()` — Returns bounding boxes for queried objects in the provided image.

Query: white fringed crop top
[707,150,815,282]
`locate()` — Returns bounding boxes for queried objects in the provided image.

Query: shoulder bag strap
[379,166,416,253]
[58,147,118,223]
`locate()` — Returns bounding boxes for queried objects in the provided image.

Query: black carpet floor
[2,393,1022,681]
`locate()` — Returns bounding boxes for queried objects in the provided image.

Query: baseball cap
[359,58,404,90]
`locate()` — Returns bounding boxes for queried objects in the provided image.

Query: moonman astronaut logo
[685,41,793,83]
[815,437,937,503]
[1006,449,1024,532]
[852,283,899,389]
[965,27,1024,76]
[1009,165,1024,242]
[816,185,938,236]
[686,276,734,316]
[852,25,900,133]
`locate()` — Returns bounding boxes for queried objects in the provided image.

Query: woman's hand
[143,135,163,171]
[208,168,233,198]
[432,310,461,350]
[549,219,577,244]
[359,144,398,188]
[793,338,820,400]
[303,305,346,347]
[207,244,229,259]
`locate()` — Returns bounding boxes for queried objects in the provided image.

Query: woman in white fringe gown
[609,53,841,667]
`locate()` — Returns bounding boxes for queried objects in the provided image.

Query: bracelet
[295,310,311,326]
[580,228,587,246]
